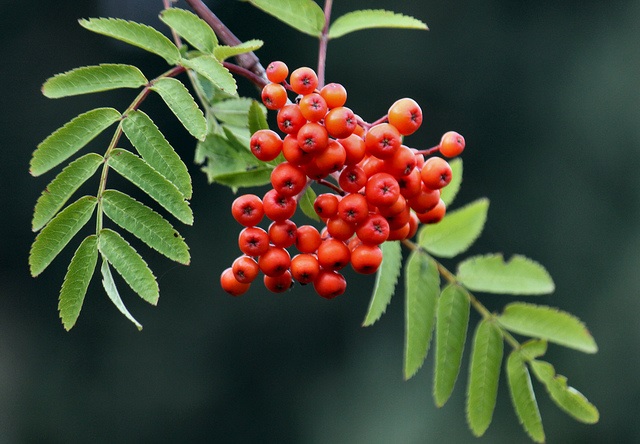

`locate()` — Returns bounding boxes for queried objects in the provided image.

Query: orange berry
[290,254,320,284]
[317,238,351,271]
[258,246,291,277]
[261,83,288,110]
[289,67,319,95]
[250,129,282,162]
[350,244,383,274]
[324,106,357,139]
[313,269,347,299]
[232,256,260,284]
[221,267,250,296]
[439,131,466,157]
[420,157,452,190]
[264,270,293,293]
[320,82,347,108]
[266,61,289,83]
[387,98,423,136]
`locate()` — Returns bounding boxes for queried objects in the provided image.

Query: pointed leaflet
[498,302,598,353]
[214,40,264,61]
[440,158,462,206]
[245,0,324,37]
[150,78,207,141]
[466,319,503,437]
[58,235,98,330]
[30,196,97,277]
[248,99,269,134]
[107,149,193,225]
[42,64,148,98]
[328,9,428,39]
[198,134,272,190]
[33,153,103,232]
[121,109,192,199]
[530,360,599,424]
[79,18,180,65]
[98,229,159,305]
[433,284,470,407]
[182,55,237,95]
[299,186,321,222]
[159,8,218,53]
[102,190,190,265]
[101,259,143,331]
[456,254,555,295]
[31,108,120,176]
[363,241,402,327]
[418,198,488,258]
[506,351,545,443]
[404,251,439,380]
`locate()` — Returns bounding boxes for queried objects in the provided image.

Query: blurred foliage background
[1,0,639,442]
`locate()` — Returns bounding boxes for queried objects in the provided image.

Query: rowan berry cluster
[220,62,465,299]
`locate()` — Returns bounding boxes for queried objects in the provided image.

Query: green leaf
[433,284,470,407]
[507,351,545,443]
[102,190,190,265]
[42,64,148,98]
[100,259,143,331]
[197,134,272,190]
[79,18,180,64]
[150,77,207,140]
[211,97,260,127]
[121,109,192,199]
[31,108,120,176]
[404,251,439,380]
[328,9,428,39]
[182,55,237,95]
[440,158,462,207]
[248,99,269,134]
[29,196,98,277]
[363,240,402,327]
[466,319,503,437]
[456,254,555,295]
[530,360,599,424]
[58,235,99,330]
[245,0,324,37]
[498,302,598,353]
[213,39,264,61]
[520,339,548,360]
[299,186,321,222]
[418,198,488,258]
[98,228,159,305]
[32,153,103,232]
[107,149,193,225]
[159,7,218,53]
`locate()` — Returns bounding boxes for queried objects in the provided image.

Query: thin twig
[317,0,333,88]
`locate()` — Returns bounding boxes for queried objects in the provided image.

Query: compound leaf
[520,339,548,360]
[98,228,159,305]
[101,259,143,331]
[31,108,120,176]
[107,149,193,225]
[79,18,180,65]
[530,360,599,424]
[159,7,218,53]
[466,319,503,437]
[507,351,545,443]
[440,158,462,206]
[245,0,324,37]
[363,240,402,327]
[213,39,264,61]
[42,64,148,98]
[33,153,103,232]
[58,235,99,330]
[150,77,207,141]
[404,251,439,380]
[30,196,97,277]
[248,99,269,134]
[121,109,192,199]
[299,186,321,222]
[433,284,470,407]
[182,55,237,95]
[418,198,488,258]
[498,303,598,353]
[102,190,190,265]
[328,9,428,39]
[456,254,555,295]
[211,97,259,127]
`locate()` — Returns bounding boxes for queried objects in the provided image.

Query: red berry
[250,130,283,162]
[258,246,291,277]
[324,106,357,139]
[365,172,400,207]
[350,244,383,274]
[297,122,329,154]
[355,214,390,245]
[314,193,339,219]
[268,219,297,248]
[290,254,320,284]
[277,104,306,135]
[263,189,297,222]
[231,194,264,227]
[266,61,289,83]
[232,256,260,284]
[317,238,351,271]
[365,123,402,159]
[221,267,250,296]
[261,83,288,110]
[289,67,319,95]
[264,270,293,293]
[439,131,466,158]
[299,93,328,122]
[295,225,322,253]
[270,162,307,197]
[313,270,347,299]
[420,157,452,190]
[337,193,369,225]
[338,164,367,194]
[238,226,270,257]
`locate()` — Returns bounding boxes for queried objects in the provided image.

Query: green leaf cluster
[363,159,598,442]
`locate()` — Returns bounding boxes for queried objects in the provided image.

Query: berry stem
[316,178,345,196]
[317,0,334,89]
[414,145,441,156]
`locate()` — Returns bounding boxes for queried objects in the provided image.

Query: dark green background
[2,0,638,442]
